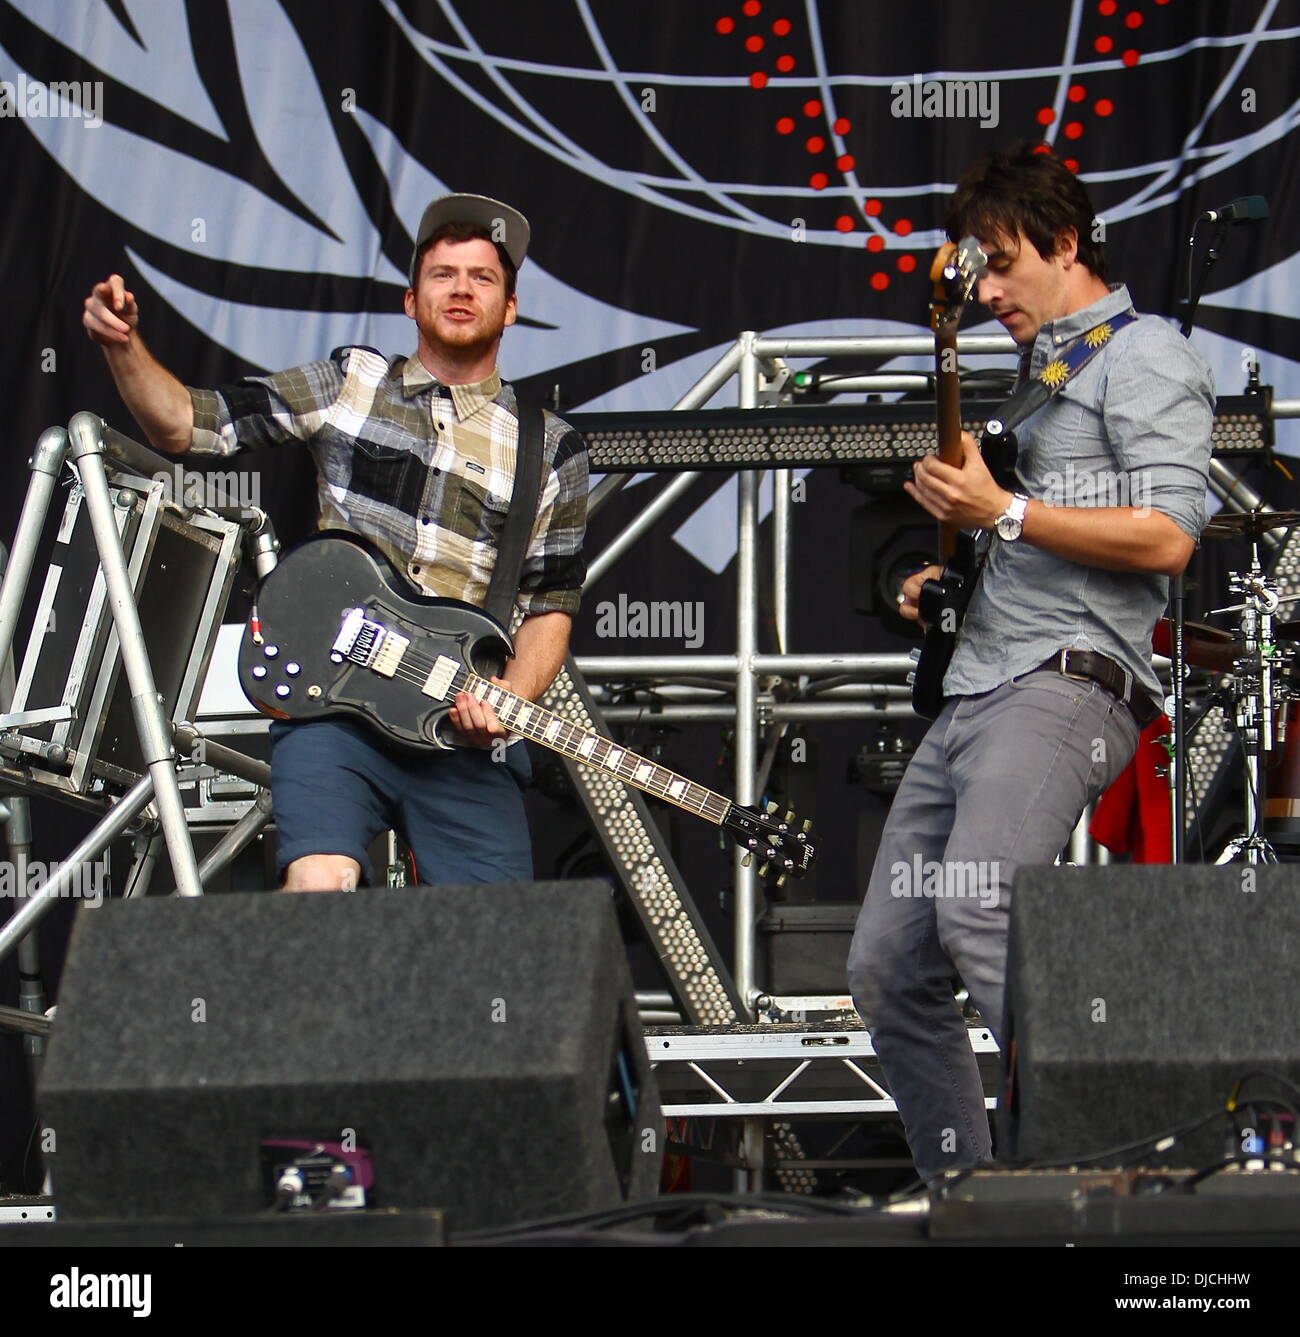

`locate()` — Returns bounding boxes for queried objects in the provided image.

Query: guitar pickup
[332,608,408,677]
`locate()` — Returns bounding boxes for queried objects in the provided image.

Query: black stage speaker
[1002,866,1300,1169]
[39,882,661,1232]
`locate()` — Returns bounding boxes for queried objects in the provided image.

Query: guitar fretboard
[462,671,730,824]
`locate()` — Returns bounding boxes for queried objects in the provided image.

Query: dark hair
[412,221,518,299]
[945,141,1107,281]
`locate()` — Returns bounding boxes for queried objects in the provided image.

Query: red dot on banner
[1032,143,1052,154]
[871,272,890,291]
[1064,121,1084,139]
[715,16,736,34]
[776,53,795,71]
[1095,97,1114,116]
[1068,84,1086,102]
[806,135,825,153]
[1099,0,1117,14]
[864,198,882,216]
[836,153,855,171]
[772,18,791,35]
[898,254,917,273]
[743,0,761,14]
[1122,48,1139,65]
[1037,106,1055,125]
[775,116,795,133]
[893,217,913,236]
[745,34,764,52]
[1095,34,1114,52]
[1125,10,1142,27]
[866,234,885,252]
[809,172,828,189]
[835,215,855,232]
[803,99,821,117]
[1063,158,1080,172]
[750,71,768,87]
[833,116,851,134]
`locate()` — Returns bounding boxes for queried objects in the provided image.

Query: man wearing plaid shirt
[84,194,587,891]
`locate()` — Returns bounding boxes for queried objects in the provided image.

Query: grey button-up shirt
[945,283,1215,701]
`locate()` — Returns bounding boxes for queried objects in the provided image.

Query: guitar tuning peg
[765,800,778,815]
[784,810,794,823]
[758,862,769,879]
[802,819,812,833]
[775,874,786,890]
[741,853,753,868]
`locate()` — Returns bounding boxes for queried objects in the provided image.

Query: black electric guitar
[238,533,816,880]
[910,236,989,719]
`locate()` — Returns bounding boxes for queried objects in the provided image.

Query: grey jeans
[846,667,1141,1181]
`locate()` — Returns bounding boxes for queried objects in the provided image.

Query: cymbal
[1201,510,1300,541]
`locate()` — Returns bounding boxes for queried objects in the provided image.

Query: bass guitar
[238,532,816,880]
[910,236,989,719]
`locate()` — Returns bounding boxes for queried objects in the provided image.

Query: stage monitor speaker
[1002,866,1300,1170]
[38,882,661,1233]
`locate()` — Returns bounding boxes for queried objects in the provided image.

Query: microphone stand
[1180,216,1227,339]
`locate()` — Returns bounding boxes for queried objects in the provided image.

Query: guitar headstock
[929,235,988,338]
[723,803,817,884]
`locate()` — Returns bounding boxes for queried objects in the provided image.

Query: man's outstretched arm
[83,273,194,454]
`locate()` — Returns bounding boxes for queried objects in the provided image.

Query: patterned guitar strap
[964,308,1139,580]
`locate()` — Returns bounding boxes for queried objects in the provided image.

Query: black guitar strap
[482,395,547,628]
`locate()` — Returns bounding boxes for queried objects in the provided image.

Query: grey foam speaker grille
[1003,865,1300,1170]
[38,882,661,1232]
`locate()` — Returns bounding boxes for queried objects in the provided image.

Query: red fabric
[1089,716,1172,863]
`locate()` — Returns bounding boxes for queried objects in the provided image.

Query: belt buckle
[1056,649,1091,683]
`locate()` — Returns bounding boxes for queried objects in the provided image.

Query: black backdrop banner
[0,0,1298,1187]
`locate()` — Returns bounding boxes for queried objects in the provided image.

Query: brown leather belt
[1037,649,1161,728]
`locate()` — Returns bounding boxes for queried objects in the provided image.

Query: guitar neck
[934,325,963,561]
[461,671,732,825]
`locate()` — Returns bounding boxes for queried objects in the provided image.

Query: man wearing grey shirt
[847,144,1214,1183]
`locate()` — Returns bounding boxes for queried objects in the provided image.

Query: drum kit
[1162,508,1300,864]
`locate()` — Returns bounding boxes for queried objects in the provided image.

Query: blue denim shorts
[268,718,533,885]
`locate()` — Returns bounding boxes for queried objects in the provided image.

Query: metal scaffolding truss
[574,329,1022,1018]
[647,1022,1001,1120]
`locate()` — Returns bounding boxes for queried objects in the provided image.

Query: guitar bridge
[332,608,409,677]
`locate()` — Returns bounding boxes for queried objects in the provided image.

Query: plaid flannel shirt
[188,346,587,618]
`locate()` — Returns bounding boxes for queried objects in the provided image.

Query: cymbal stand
[1211,538,1292,864]
[1168,573,1187,861]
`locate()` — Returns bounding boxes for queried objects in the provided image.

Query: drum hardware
[1203,522,1300,864]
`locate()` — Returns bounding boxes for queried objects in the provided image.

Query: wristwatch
[994,492,1030,542]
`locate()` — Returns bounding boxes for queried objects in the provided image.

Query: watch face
[996,515,1021,541]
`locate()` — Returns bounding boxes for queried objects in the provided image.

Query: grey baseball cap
[409,193,530,284]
